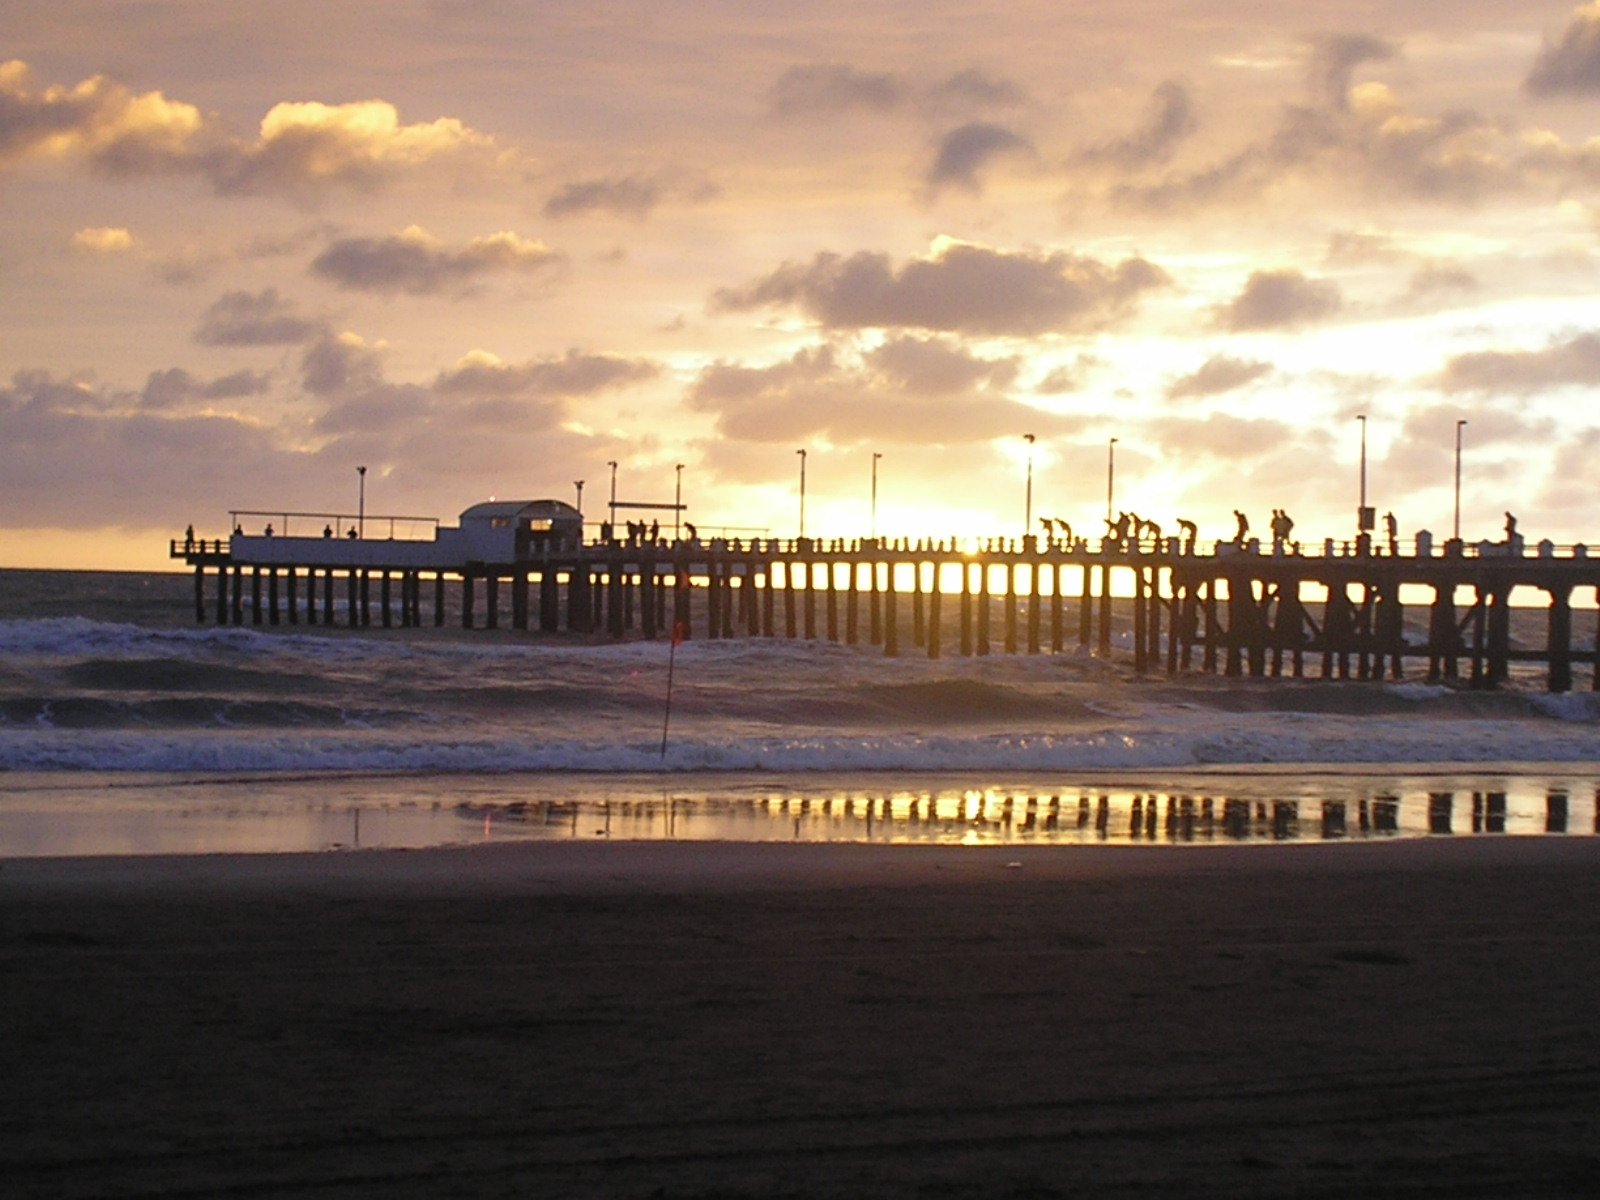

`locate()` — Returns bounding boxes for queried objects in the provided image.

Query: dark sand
[5,838,1600,1198]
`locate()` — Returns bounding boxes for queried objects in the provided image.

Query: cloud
[1403,263,1480,303]
[300,331,385,396]
[0,59,203,174]
[309,226,563,295]
[922,69,1028,116]
[1109,68,1560,215]
[768,64,905,119]
[688,342,1061,445]
[711,241,1168,336]
[1307,34,1396,112]
[1167,355,1273,399]
[141,367,270,408]
[926,122,1034,195]
[1076,81,1196,169]
[434,348,659,397]
[1436,331,1600,393]
[1215,270,1343,331]
[541,171,717,220]
[71,226,136,253]
[204,100,494,198]
[1526,3,1600,96]
[193,288,323,346]
[544,175,662,220]
[0,62,497,200]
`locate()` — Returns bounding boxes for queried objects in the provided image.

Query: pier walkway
[172,525,1600,693]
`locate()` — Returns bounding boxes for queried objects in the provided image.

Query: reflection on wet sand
[458,782,1598,848]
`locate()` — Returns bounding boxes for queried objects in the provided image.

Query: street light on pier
[1023,433,1035,537]
[1454,419,1467,541]
[574,479,584,515]
[357,465,366,539]
[607,460,618,530]
[797,448,808,539]
[674,463,684,539]
[1106,438,1118,524]
[871,451,882,540]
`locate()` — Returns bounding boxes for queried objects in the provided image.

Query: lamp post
[1357,413,1367,528]
[796,448,808,539]
[607,460,618,530]
[574,479,584,514]
[1106,438,1118,523]
[871,451,882,540]
[357,465,366,539]
[674,463,684,540]
[1454,419,1467,540]
[1023,434,1035,537]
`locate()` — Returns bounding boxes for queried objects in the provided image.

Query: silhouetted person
[184,524,194,549]
[323,524,333,538]
[1384,511,1398,554]
[347,526,357,538]
[264,523,274,537]
[649,519,659,542]
[684,521,697,542]
[1233,510,1249,545]
[1505,511,1517,540]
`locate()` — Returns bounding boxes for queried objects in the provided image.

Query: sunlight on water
[0,768,1594,857]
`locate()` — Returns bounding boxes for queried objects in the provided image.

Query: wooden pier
[172,523,1600,693]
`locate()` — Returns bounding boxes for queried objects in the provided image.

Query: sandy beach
[6,837,1600,1198]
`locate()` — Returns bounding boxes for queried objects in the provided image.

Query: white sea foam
[5,711,1600,774]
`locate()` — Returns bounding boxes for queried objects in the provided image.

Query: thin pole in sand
[661,611,686,759]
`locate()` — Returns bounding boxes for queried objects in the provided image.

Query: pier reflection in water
[458,778,1598,847]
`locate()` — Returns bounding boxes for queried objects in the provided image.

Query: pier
[172,502,1600,693]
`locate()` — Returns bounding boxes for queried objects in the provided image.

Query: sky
[8,1,1600,569]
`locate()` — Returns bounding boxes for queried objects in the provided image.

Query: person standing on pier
[1233,510,1249,546]
[1384,511,1399,555]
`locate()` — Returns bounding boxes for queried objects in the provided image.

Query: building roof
[459,500,580,521]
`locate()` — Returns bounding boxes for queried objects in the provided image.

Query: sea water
[3,567,1599,855]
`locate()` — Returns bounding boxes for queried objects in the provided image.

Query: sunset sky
[9,1,1600,569]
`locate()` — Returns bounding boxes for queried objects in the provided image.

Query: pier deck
[171,532,1600,692]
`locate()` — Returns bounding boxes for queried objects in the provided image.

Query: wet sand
[6,838,1600,1197]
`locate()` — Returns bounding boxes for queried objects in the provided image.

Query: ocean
[3,567,1599,855]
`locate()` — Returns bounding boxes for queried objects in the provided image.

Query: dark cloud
[434,349,659,397]
[541,171,718,221]
[1167,355,1273,399]
[544,176,662,220]
[141,367,271,408]
[194,288,322,346]
[1403,263,1480,302]
[1112,72,1542,215]
[688,343,1064,445]
[1325,229,1402,265]
[1307,33,1396,111]
[711,243,1168,336]
[923,69,1028,115]
[1076,81,1196,169]
[1526,3,1600,96]
[1144,413,1299,461]
[1033,355,1099,394]
[309,228,562,295]
[926,123,1034,194]
[768,64,905,119]
[1436,331,1600,394]
[300,333,384,396]
[0,368,305,529]
[1216,270,1343,331]
[864,335,1018,395]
